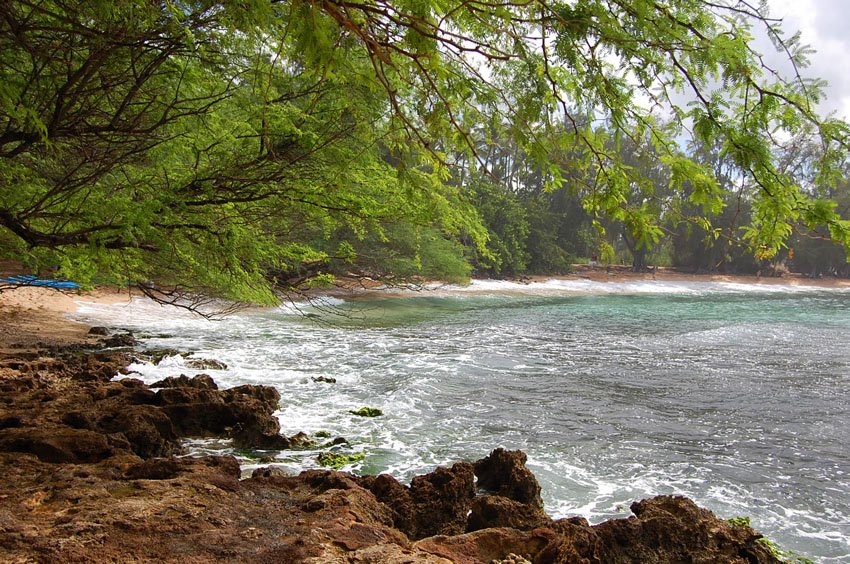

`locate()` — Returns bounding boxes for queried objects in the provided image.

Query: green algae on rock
[316,452,365,469]
[349,407,383,417]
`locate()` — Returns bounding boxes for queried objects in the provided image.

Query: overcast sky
[765,0,850,119]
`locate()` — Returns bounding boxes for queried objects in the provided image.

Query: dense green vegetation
[2,0,849,303]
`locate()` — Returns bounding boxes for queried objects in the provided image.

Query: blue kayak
[0,274,81,289]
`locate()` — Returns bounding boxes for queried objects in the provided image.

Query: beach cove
[1,271,849,562]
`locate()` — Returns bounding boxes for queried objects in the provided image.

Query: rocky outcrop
[360,462,477,540]
[414,527,562,564]
[467,495,551,532]
[474,448,544,508]
[0,427,114,463]
[153,381,290,449]
[593,496,780,563]
[0,343,296,462]
[465,448,551,534]
[0,335,785,564]
[97,404,178,458]
[151,373,218,389]
[0,342,130,382]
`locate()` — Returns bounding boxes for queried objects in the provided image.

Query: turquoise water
[75,280,850,562]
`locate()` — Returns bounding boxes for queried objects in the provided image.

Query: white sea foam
[433,277,850,296]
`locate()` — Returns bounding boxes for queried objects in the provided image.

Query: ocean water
[72,279,850,562]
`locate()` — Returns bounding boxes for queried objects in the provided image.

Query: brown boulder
[551,516,605,562]
[159,401,236,436]
[415,527,561,564]
[467,495,551,532]
[151,374,218,389]
[223,384,281,411]
[97,405,179,458]
[360,462,477,540]
[154,386,223,405]
[359,473,418,535]
[153,383,289,449]
[0,427,113,463]
[474,448,543,508]
[594,495,782,563]
[229,401,291,449]
[409,463,477,538]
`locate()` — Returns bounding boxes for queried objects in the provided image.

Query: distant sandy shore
[328,265,850,296]
[537,265,850,288]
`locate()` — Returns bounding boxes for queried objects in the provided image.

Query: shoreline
[317,266,850,302]
[1,267,845,352]
[540,264,850,288]
[0,285,136,349]
[1,267,848,362]
[0,282,808,562]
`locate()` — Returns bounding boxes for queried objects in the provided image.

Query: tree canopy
[2,0,849,302]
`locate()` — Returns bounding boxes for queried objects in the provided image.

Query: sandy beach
[0,286,136,353]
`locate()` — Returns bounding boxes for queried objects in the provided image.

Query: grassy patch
[727,516,751,528]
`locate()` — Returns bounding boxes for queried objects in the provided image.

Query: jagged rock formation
[0,337,782,563]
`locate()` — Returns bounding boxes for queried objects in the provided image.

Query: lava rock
[184,358,227,370]
[61,411,94,429]
[125,457,182,480]
[223,385,280,411]
[0,427,113,463]
[251,466,288,478]
[474,448,543,508]
[360,462,477,540]
[150,374,218,390]
[97,405,179,459]
[593,495,782,563]
[467,495,551,532]
[0,415,23,429]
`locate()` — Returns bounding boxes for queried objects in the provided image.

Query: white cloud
[763,0,850,119]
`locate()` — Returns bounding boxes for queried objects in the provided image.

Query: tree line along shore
[3,1,850,309]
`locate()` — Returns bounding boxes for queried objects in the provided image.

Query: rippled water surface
[74,280,850,562]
